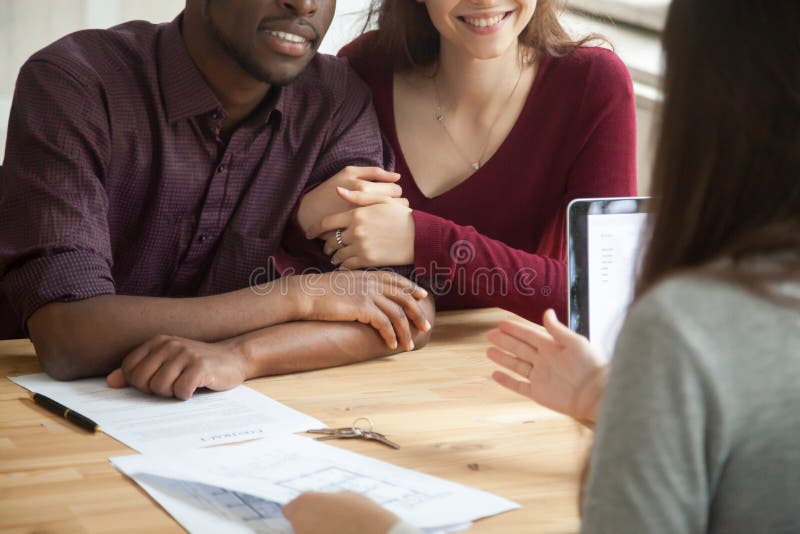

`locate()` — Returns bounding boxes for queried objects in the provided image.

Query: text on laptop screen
[587,212,647,356]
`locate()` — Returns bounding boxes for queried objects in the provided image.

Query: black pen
[32,393,100,432]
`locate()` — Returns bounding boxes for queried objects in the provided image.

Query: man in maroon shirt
[0,0,433,399]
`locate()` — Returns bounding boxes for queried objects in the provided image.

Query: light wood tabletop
[0,308,591,533]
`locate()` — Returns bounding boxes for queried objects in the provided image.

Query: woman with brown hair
[283,0,800,532]
[294,0,637,324]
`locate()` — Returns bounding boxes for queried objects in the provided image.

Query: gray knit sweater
[582,272,800,533]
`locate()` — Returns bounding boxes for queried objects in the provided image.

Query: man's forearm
[28,280,304,379]
[231,296,435,377]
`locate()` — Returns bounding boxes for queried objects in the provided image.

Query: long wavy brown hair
[635,0,800,303]
[365,0,604,70]
[580,0,800,513]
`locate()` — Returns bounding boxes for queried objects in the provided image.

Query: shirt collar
[159,14,221,123]
[158,13,284,127]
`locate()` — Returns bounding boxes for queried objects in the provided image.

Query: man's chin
[243,59,313,87]
[264,71,305,87]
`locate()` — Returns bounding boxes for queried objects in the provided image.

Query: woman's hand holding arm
[296,166,405,235]
[308,187,415,268]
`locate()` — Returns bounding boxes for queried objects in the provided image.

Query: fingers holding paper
[107,336,247,400]
[486,309,607,425]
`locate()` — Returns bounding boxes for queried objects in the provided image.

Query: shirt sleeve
[278,60,395,274]
[412,210,567,321]
[580,292,716,533]
[412,50,636,323]
[0,58,115,332]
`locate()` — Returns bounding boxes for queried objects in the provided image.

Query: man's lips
[258,20,317,45]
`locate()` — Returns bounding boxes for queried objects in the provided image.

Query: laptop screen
[568,198,650,360]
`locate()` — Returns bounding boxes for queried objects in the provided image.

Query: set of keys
[306,417,400,449]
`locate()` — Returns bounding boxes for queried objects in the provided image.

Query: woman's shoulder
[634,263,800,316]
[542,46,633,102]
[337,30,386,81]
[549,47,629,79]
[627,273,751,334]
[622,266,800,367]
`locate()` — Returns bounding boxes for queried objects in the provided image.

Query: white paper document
[124,474,294,534]
[125,474,469,534]
[10,373,322,453]
[110,434,519,532]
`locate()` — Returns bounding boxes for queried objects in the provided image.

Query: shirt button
[216,164,226,174]
[198,234,208,243]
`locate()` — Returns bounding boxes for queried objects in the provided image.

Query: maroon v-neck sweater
[339,32,637,322]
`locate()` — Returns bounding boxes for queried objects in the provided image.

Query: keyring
[351,417,374,434]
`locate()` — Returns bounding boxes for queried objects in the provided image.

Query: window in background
[319,0,373,54]
[568,0,670,32]
[0,0,184,160]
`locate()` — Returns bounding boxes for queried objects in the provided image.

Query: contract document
[110,434,519,532]
[11,373,322,453]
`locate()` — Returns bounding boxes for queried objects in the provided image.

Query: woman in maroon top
[298,0,637,323]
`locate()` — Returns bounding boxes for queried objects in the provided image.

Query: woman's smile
[457,10,514,35]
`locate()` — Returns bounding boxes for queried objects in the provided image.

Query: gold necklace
[434,65,524,172]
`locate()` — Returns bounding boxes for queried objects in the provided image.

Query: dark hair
[365,0,604,70]
[636,0,800,302]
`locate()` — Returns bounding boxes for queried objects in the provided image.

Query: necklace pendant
[471,162,480,170]
[436,113,445,122]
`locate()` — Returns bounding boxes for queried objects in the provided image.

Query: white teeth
[267,30,307,44]
[464,14,505,28]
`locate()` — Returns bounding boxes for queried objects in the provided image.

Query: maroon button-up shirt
[0,16,389,338]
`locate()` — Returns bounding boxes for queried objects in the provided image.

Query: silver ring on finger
[523,361,534,376]
[335,228,346,250]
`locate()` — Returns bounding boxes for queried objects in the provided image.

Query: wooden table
[0,309,590,533]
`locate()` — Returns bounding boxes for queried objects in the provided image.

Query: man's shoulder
[27,20,164,84]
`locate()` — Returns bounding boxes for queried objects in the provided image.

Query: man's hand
[291,271,431,351]
[308,188,415,269]
[106,336,246,400]
[486,309,607,426]
[297,166,406,235]
[284,491,400,534]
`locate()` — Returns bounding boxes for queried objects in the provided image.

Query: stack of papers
[111,435,519,533]
[10,373,322,453]
[12,373,520,532]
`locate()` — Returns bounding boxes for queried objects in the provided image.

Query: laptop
[567,197,651,360]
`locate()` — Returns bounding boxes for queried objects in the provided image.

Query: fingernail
[409,340,415,350]
[418,288,428,298]
[424,320,432,331]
